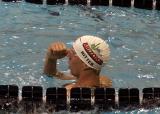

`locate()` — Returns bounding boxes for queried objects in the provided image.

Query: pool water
[0,1,160,113]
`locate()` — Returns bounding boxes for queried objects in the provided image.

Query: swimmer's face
[67,48,83,77]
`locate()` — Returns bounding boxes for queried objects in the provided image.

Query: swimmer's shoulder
[54,71,77,80]
[99,75,112,88]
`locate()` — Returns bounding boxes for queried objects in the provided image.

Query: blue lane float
[1,85,160,113]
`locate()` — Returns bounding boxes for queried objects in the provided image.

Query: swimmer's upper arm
[99,75,112,87]
[54,71,77,80]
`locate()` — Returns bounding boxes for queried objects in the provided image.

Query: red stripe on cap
[82,43,103,65]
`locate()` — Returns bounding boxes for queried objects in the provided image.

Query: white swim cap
[73,35,110,70]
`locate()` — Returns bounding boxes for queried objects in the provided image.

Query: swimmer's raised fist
[47,42,67,60]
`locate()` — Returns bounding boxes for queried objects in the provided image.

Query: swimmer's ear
[81,62,91,70]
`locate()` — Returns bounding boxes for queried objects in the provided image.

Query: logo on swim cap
[82,43,103,65]
[73,35,110,70]
[91,43,101,51]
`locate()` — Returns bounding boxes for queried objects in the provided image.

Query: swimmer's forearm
[43,57,57,76]
[43,56,76,80]
[44,41,68,77]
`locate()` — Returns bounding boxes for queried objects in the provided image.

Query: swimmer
[44,35,112,89]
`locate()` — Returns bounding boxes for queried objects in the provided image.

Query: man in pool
[44,35,112,89]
